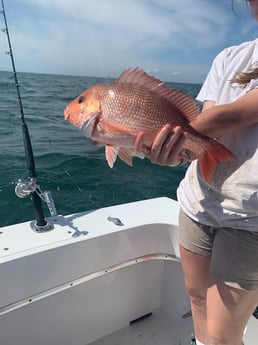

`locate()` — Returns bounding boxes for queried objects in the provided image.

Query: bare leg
[180,245,211,343]
[206,282,258,345]
[180,244,258,345]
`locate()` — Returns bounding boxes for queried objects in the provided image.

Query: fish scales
[99,83,190,136]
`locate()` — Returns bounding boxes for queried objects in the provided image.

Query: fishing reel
[15,178,57,217]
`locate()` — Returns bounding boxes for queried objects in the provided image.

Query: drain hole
[129,312,153,326]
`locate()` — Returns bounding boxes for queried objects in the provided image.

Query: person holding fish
[64,1,258,344]
[136,1,258,345]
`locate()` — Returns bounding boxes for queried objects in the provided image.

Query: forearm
[191,89,258,138]
[190,104,240,138]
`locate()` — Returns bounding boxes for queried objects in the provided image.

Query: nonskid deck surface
[91,309,193,345]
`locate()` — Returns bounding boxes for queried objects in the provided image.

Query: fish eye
[78,95,85,104]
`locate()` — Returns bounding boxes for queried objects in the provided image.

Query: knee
[185,282,207,307]
[189,291,206,309]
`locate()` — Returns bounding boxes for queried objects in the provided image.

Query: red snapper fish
[64,68,235,183]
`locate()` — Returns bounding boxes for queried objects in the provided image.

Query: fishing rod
[1,0,56,231]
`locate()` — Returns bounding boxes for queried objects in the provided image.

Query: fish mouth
[64,105,95,133]
[64,106,82,128]
[64,106,70,120]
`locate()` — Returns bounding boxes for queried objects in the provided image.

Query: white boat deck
[91,309,193,345]
[92,309,258,345]
[0,197,256,345]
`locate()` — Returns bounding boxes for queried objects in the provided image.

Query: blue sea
[0,71,201,227]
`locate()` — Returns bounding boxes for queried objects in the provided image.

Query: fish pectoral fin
[118,148,134,166]
[105,145,119,168]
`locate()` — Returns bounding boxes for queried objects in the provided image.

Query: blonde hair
[231,66,258,86]
[230,1,258,86]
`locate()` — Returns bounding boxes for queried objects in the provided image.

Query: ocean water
[0,71,201,227]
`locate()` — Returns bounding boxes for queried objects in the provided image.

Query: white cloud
[0,0,257,83]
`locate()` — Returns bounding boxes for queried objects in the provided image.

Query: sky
[0,0,257,84]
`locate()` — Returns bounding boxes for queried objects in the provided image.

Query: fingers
[135,125,189,166]
[150,125,187,166]
[135,131,151,156]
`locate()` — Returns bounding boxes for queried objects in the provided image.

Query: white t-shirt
[177,38,258,231]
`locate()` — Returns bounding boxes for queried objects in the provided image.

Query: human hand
[135,125,191,166]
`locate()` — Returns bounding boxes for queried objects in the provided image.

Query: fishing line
[61,163,123,226]
[0,0,56,230]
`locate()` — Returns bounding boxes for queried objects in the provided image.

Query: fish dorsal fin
[117,67,200,122]
[117,67,164,90]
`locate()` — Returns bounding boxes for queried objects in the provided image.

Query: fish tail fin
[198,141,235,183]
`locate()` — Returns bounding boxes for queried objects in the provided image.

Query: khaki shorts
[178,210,258,290]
